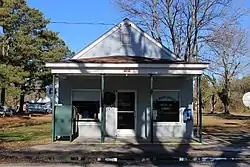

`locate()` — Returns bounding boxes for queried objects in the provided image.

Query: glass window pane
[72,101,99,120]
[153,91,179,122]
[117,112,134,129]
[71,90,100,121]
[118,92,135,111]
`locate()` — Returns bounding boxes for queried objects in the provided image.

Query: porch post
[196,76,199,137]
[101,74,105,143]
[52,74,56,142]
[198,75,203,143]
[150,74,154,143]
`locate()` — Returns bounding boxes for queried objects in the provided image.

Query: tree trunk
[19,93,25,113]
[223,103,230,114]
[210,94,216,114]
[1,86,5,105]
[218,88,230,115]
[210,102,215,114]
[221,96,230,114]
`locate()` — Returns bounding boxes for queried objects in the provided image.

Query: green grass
[0,122,51,143]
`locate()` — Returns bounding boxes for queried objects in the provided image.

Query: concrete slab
[72,136,201,145]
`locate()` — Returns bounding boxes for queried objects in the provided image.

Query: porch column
[196,76,199,137]
[101,74,105,143]
[150,74,154,143]
[52,74,56,142]
[198,75,203,143]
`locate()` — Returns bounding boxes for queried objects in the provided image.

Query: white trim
[46,62,209,69]
[153,122,182,126]
[71,19,179,60]
[117,111,134,113]
[153,89,180,92]
[116,90,137,136]
[46,62,208,75]
[116,129,136,136]
[51,69,205,75]
[78,121,100,126]
[60,74,193,77]
[72,89,100,92]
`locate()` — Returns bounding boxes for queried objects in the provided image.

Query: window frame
[71,89,101,122]
[152,89,181,125]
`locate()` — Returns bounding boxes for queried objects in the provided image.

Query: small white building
[46,19,208,142]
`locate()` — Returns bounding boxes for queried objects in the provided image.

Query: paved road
[1,162,250,167]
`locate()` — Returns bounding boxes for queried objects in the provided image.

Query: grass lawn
[0,115,52,147]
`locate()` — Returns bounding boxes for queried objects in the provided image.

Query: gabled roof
[71,18,180,60]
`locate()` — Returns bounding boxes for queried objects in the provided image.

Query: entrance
[116,91,136,136]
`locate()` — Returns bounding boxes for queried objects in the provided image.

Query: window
[153,91,180,122]
[72,90,100,121]
[117,92,135,111]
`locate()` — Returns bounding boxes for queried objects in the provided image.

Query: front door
[116,91,136,136]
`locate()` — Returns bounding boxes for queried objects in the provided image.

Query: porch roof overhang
[45,61,209,75]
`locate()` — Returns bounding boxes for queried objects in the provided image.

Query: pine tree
[0,0,70,111]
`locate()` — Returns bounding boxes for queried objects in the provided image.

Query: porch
[47,72,206,143]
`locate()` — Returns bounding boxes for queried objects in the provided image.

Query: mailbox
[54,105,77,141]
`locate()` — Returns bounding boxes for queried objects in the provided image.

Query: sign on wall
[153,91,180,122]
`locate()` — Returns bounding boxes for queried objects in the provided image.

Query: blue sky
[27,0,250,54]
[27,0,124,53]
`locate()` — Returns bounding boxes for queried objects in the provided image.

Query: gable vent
[120,30,131,46]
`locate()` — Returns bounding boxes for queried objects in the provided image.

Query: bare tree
[205,23,248,114]
[114,0,231,61]
[114,0,249,115]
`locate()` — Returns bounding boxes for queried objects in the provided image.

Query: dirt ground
[194,112,250,134]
